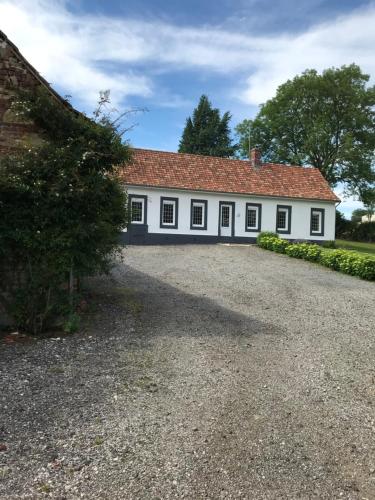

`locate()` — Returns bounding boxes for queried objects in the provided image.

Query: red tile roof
[117,148,340,202]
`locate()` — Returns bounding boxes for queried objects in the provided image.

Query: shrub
[272,238,290,253]
[354,256,375,280]
[322,240,336,249]
[320,249,346,270]
[351,221,375,243]
[256,233,291,254]
[258,238,375,281]
[336,252,375,280]
[0,89,130,334]
[285,243,305,259]
[285,243,322,262]
[63,313,81,334]
[256,232,279,245]
[303,244,322,262]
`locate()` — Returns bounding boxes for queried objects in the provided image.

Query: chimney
[250,148,262,169]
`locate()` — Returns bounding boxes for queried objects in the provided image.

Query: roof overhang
[124,182,339,204]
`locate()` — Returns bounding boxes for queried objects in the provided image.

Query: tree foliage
[335,210,354,238]
[336,209,375,242]
[179,95,236,157]
[236,65,375,193]
[0,89,130,334]
[351,222,375,242]
[359,187,375,221]
[351,208,368,223]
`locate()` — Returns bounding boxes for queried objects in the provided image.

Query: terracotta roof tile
[117,148,340,202]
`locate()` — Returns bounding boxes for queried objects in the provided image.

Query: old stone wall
[0,34,42,155]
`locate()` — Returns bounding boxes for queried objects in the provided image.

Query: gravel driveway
[1,244,375,499]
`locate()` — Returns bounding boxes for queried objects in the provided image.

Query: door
[219,202,234,237]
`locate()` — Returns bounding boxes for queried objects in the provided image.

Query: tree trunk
[69,266,74,313]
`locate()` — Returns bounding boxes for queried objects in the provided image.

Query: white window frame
[310,208,324,236]
[160,197,178,229]
[130,196,145,224]
[245,203,261,232]
[162,200,175,226]
[190,199,207,230]
[277,208,288,230]
[276,205,292,234]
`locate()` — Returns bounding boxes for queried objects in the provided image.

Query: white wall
[126,186,336,241]
[362,214,375,223]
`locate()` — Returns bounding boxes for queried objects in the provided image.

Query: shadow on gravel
[2,253,375,499]
[112,263,281,342]
[1,261,280,455]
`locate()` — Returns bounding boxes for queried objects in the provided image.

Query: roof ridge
[132,147,249,163]
[122,148,340,202]
[132,147,318,171]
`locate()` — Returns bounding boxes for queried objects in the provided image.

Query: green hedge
[285,243,322,262]
[257,233,375,281]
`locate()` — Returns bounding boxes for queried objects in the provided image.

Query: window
[245,203,262,232]
[129,195,147,224]
[221,205,230,227]
[276,205,292,234]
[310,208,325,236]
[160,197,178,228]
[219,202,235,237]
[131,201,143,222]
[190,199,207,230]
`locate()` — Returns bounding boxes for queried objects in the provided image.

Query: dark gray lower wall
[120,230,326,246]
[120,232,258,245]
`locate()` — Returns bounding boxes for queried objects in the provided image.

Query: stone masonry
[0,30,65,155]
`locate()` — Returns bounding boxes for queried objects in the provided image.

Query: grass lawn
[335,239,375,256]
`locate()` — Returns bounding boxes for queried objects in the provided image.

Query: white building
[361,214,375,223]
[118,148,339,245]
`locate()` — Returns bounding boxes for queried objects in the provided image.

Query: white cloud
[0,0,153,108]
[241,5,375,104]
[1,0,374,109]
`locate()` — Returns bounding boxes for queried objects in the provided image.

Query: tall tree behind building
[179,95,235,157]
[235,64,375,195]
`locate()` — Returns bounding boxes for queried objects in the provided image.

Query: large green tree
[236,65,375,193]
[179,95,235,157]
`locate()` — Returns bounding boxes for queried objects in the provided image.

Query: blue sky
[1,0,374,217]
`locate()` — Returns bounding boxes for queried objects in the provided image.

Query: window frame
[129,194,147,225]
[190,199,208,230]
[160,196,179,229]
[310,208,325,236]
[276,205,292,234]
[245,203,262,232]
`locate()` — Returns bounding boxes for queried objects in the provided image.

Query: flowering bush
[0,89,130,333]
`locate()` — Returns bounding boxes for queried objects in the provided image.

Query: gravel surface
[1,244,375,499]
